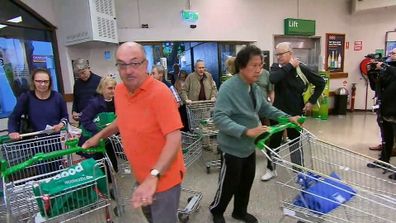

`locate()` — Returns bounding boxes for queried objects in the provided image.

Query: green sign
[181,10,199,23]
[284,18,315,36]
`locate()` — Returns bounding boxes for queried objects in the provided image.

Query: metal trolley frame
[107,132,203,223]
[0,138,113,223]
[260,129,396,223]
[186,100,220,173]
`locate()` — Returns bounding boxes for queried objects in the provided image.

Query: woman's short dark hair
[30,68,52,90]
[235,45,263,73]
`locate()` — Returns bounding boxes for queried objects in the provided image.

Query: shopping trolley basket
[0,139,113,223]
[107,132,203,223]
[178,132,203,223]
[255,118,396,223]
[186,100,220,173]
[0,130,68,182]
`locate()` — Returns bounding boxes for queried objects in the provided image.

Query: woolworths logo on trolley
[42,162,91,183]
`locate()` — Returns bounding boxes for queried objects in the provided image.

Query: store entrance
[141,41,250,87]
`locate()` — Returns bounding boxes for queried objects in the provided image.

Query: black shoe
[389,173,396,180]
[231,213,258,223]
[210,211,225,223]
[367,161,389,169]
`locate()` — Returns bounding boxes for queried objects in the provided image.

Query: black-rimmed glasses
[116,59,146,70]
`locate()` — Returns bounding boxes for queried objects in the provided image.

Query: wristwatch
[150,169,160,178]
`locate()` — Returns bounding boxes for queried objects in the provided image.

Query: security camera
[190,24,197,29]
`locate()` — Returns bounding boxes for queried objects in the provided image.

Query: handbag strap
[296,66,309,87]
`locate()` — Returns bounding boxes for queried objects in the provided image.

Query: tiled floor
[111,111,396,223]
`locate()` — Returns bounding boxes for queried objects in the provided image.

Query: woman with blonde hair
[79,75,118,174]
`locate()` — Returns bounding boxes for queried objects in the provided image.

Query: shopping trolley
[186,100,220,173]
[255,118,396,223]
[0,130,69,182]
[107,132,203,223]
[178,132,203,223]
[0,138,113,223]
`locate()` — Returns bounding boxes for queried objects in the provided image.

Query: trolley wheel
[206,166,211,174]
[178,212,189,223]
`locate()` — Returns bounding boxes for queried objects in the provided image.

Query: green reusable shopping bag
[32,158,108,218]
[81,112,116,138]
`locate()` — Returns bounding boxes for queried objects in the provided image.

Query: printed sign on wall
[354,41,363,51]
[325,33,345,72]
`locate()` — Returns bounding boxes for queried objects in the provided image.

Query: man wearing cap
[72,58,101,122]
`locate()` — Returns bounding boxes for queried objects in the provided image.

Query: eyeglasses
[390,52,396,55]
[275,51,290,56]
[34,80,50,84]
[116,59,146,70]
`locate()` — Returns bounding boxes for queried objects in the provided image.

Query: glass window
[0,0,59,118]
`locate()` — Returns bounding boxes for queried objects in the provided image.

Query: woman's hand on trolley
[131,175,158,208]
[52,122,65,133]
[245,125,269,138]
[8,132,21,141]
[288,115,303,126]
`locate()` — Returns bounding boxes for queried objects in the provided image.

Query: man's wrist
[150,168,161,179]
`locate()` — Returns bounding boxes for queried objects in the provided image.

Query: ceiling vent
[58,0,118,46]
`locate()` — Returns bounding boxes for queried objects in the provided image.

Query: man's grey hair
[195,59,204,67]
[73,58,89,72]
[276,42,293,52]
[152,64,166,74]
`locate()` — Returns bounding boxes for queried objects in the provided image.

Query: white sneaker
[261,169,277,181]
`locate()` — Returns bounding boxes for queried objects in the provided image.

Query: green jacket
[181,72,217,101]
[256,69,274,101]
[214,74,287,158]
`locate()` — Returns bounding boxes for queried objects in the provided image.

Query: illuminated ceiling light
[7,16,23,23]
[0,24,7,29]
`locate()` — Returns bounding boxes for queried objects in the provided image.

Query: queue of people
[11,43,396,223]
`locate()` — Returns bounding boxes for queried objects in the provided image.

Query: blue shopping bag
[293,171,356,215]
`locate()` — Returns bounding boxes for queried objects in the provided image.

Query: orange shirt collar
[126,76,154,98]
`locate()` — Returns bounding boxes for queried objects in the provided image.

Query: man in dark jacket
[72,58,101,122]
[261,42,325,181]
[367,48,396,179]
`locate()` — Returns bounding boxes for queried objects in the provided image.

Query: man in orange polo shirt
[82,42,185,223]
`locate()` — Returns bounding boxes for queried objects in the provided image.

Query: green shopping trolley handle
[254,116,306,150]
[0,138,105,178]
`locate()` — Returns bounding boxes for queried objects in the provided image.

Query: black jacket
[379,63,396,117]
[72,72,101,113]
[270,63,325,116]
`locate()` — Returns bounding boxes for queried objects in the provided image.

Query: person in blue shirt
[72,58,101,122]
[8,68,68,140]
[7,68,68,175]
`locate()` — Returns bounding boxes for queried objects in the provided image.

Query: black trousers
[266,122,303,171]
[376,109,385,146]
[178,104,190,132]
[209,152,256,216]
[380,119,396,163]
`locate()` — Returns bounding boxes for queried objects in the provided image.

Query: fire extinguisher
[350,83,357,112]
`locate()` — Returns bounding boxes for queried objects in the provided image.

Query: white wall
[19,0,396,110]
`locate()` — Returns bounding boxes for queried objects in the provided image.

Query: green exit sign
[181,10,199,23]
[284,18,315,36]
